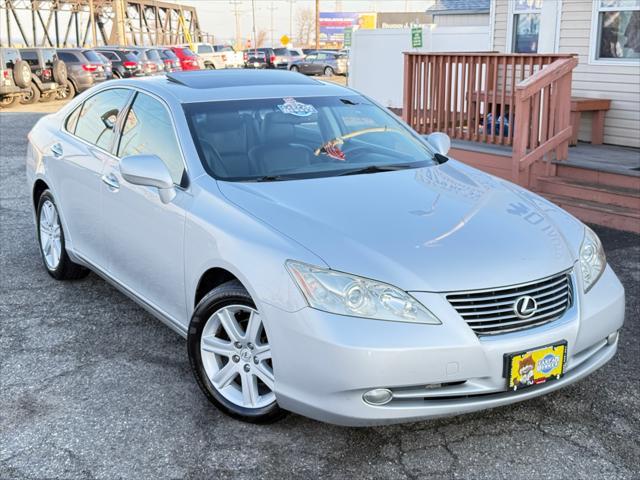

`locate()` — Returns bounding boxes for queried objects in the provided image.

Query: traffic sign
[411,26,423,49]
[280,34,290,46]
[343,27,353,47]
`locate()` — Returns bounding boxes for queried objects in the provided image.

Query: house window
[595,0,640,60]
[512,0,543,53]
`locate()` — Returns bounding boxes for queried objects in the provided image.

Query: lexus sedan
[26,70,625,426]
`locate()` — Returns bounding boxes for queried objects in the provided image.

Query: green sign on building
[343,27,353,47]
[411,26,423,49]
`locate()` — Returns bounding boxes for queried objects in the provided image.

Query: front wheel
[290,65,299,72]
[324,66,334,77]
[36,191,89,280]
[187,281,286,423]
[20,83,40,104]
[57,80,76,100]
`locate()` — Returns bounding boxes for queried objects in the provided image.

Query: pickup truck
[213,45,244,68]
[184,43,226,70]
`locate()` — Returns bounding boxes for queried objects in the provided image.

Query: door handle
[51,143,63,158]
[101,173,120,191]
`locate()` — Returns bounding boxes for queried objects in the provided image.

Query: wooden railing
[403,53,578,186]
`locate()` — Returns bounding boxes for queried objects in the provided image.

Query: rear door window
[41,49,57,68]
[2,49,20,68]
[21,50,39,67]
[74,88,132,151]
[57,52,77,63]
[145,49,161,61]
[118,92,185,185]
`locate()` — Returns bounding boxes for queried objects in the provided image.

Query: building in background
[426,0,490,26]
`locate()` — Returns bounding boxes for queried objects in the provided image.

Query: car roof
[110,69,355,104]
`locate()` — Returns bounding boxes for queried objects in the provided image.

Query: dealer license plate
[506,342,566,391]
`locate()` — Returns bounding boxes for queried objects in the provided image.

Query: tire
[56,80,76,100]
[0,95,18,108]
[323,66,334,77]
[290,65,299,72]
[113,70,122,79]
[20,83,40,105]
[205,62,215,70]
[12,60,31,88]
[52,60,68,85]
[188,280,286,424]
[36,190,90,280]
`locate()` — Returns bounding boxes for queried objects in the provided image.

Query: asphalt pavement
[1,112,639,479]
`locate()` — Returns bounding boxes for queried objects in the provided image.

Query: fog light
[363,388,393,406]
[607,331,619,345]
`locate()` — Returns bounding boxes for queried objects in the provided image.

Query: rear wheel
[290,65,299,72]
[188,281,286,423]
[19,83,40,105]
[36,191,89,280]
[205,62,215,70]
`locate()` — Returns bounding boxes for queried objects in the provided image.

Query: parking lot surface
[1,112,639,479]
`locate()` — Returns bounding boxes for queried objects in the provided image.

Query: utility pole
[267,2,277,47]
[229,0,242,51]
[289,0,293,40]
[315,0,320,50]
[251,0,257,54]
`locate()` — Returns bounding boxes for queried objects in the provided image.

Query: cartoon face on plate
[514,354,535,389]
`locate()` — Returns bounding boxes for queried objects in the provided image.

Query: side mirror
[425,132,451,156]
[120,154,176,203]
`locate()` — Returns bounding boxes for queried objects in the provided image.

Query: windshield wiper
[253,175,294,182]
[336,164,413,177]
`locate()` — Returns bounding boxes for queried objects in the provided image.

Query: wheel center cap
[240,348,252,362]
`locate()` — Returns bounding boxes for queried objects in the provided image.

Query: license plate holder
[504,341,567,391]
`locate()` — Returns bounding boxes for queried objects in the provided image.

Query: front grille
[447,271,573,336]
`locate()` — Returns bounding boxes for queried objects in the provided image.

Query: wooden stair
[536,169,640,233]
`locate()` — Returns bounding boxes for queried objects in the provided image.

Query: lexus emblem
[514,296,538,319]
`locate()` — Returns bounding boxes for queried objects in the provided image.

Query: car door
[312,53,327,74]
[299,54,316,73]
[50,87,132,268]
[100,91,188,323]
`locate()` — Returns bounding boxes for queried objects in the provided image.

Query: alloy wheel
[200,305,275,409]
[39,199,62,270]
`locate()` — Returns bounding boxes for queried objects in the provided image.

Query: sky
[181,0,435,46]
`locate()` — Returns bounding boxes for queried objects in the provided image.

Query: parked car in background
[129,47,162,75]
[95,51,114,80]
[56,48,107,99]
[288,48,306,59]
[213,44,244,68]
[171,46,204,71]
[156,48,182,72]
[289,51,347,76]
[0,47,31,108]
[18,47,66,104]
[271,48,298,69]
[243,49,268,69]
[247,47,277,68]
[95,47,143,78]
[184,43,224,69]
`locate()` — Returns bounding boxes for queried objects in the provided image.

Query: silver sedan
[26,70,625,426]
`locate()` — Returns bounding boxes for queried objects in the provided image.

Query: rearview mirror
[425,132,451,156]
[120,154,176,203]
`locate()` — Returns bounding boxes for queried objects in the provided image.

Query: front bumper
[262,265,624,426]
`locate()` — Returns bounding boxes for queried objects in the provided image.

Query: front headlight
[286,261,441,324]
[579,227,606,293]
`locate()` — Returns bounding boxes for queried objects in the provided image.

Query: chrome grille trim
[447,271,573,336]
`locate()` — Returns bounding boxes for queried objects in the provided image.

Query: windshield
[215,45,234,52]
[184,95,436,181]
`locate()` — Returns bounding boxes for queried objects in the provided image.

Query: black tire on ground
[205,62,215,70]
[0,95,19,108]
[52,60,68,85]
[20,83,40,105]
[12,60,31,88]
[324,66,334,76]
[36,190,90,280]
[187,280,287,424]
[113,70,122,79]
[57,80,76,100]
[290,65,299,72]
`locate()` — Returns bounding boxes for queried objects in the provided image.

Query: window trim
[506,0,562,54]
[60,85,190,189]
[588,0,640,66]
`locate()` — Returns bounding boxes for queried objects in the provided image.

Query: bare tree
[296,8,314,46]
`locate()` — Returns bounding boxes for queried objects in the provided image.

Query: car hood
[218,161,581,292]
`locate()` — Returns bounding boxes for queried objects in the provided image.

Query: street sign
[411,26,423,49]
[280,34,290,46]
[343,27,353,47]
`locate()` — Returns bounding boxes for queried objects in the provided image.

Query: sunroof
[165,69,320,89]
